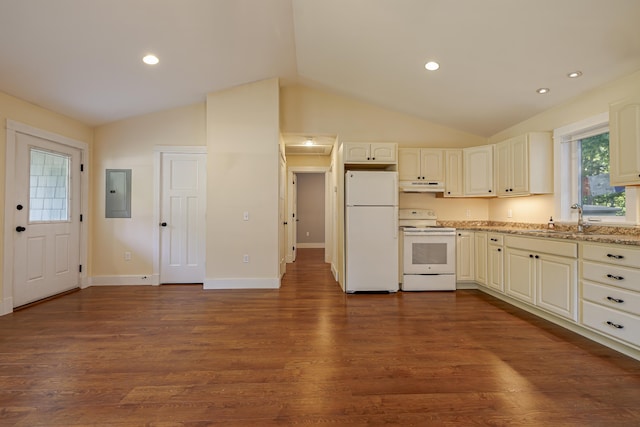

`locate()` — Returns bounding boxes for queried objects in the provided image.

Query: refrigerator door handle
[394,209,398,239]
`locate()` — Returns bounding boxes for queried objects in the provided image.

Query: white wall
[206,78,280,288]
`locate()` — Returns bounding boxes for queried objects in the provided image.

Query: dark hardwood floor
[1,248,639,426]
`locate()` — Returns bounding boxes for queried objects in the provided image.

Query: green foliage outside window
[580,132,625,216]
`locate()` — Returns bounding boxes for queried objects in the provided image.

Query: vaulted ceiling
[1,0,639,137]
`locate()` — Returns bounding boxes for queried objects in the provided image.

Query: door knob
[16,226,26,232]
[160,222,167,227]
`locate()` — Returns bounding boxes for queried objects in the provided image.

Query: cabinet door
[474,232,487,285]
[610,94,640,185]
[370,143,396,162]
[509,135,529,194]
[464,145,494,196]
[495,141,511,196]
[536,254,577,321]
[445,150,464,197]
[344,143,370,162]
[487,245,504,292]
[456,231,475,281]
[420,149,444,182]
[505,248,535,303]
[398,148,421,180]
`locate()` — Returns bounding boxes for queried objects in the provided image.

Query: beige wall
[1,91,93,307]
[281,85,486,148]
[286,154,331,168]
[296,173,325,245]
[487,69,640,225]
[206,78,280,287]
[92,103,206,279]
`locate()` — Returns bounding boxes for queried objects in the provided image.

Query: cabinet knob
[535,255,539,259]
[488,189,492,193]
[497,248,501,252]
[529,254,534,258]
[16,226,26,232]
[160,222,167,227]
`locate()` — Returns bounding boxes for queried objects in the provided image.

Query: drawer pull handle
[606,274,624,281]
[606,296,625,304]
[606,254,624,260]
[606,321,624,330]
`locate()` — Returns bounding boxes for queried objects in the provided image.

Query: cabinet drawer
[582,261,640,292]
[488,233,503,246]
[582,243,640,268]
[582,300,640,347]
[505,235,577,258]
[583,281,640,316]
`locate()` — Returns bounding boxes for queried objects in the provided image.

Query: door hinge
[80,214,83,222]
[80,164,84,172]
[79,265,82,273]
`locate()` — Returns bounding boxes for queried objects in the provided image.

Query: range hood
[399,180,445,193]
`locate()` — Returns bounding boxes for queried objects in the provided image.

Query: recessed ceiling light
[536,88,550,94]
[424,61,440,71]
[142,54,159,65]
[567,71,583,78]
[304,138,314,146]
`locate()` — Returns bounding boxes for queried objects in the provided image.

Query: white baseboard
[0,297,13,316]
[296,243,325,249]
[90,274,159,286]
[204,277,280,290]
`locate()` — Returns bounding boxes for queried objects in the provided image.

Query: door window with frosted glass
[29,148,70,222]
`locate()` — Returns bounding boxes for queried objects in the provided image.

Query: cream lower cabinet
[581,243,640,348]
[487,234,504,292]
[474,232,488,285]
[504,236,578,321]
[456,231,475,282]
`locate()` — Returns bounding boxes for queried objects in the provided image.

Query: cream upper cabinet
[464,145,494,196]
[610,92,640,186]
[398,148,444,184]
[344,142,397,164]
[444,149,464,197]
[495,132,553,197]
[456,230,475,282]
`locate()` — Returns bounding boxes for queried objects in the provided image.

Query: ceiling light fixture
[304,138,314,146]
[142,54,159,65]
[567,71,583,78]
[536,88,550,94]
[424,61,440,71]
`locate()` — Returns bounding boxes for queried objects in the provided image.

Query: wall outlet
[243,211,249,221]
[465,209,471,218]
[306,231,310,237]
[243,254,249,263]
[507,209,513,218]
[124,251,131,261]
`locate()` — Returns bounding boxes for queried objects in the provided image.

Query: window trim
[553,112,638,226]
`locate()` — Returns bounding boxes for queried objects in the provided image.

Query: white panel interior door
[13,133,81,307]
[160,153,206,283]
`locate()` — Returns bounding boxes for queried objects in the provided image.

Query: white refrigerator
[345,171,399,293]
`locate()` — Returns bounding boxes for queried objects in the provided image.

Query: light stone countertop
[441,222,640,247]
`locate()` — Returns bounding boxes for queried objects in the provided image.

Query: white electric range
[398,209,456,291]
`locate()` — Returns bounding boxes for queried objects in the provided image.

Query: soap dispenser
[547,216,555,230]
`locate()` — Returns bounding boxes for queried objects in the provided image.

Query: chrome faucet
[571,203,584,232]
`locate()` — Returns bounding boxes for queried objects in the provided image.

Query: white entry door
[160,152,206,283]
[13,133,81,307]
